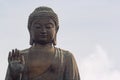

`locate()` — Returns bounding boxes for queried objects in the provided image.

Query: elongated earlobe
[53,35,57,46]
[30,33,34,45]
[30,38,33,45]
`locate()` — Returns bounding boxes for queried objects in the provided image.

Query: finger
[20,54,25,64]
[8,52,12,63]
[12,49,15,56]
[16,49,21,61]
[15,49,18,60]
[11,50,14,61]
[16,49,20,58]
[16,49,21,62]
[11,49,16,61]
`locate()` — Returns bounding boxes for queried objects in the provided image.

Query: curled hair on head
[28,6,59,46]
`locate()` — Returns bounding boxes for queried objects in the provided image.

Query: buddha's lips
[39,35,48,37]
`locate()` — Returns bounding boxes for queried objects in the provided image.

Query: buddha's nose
[41,27,47,34]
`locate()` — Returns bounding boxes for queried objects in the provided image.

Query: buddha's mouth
[39,34,48,37]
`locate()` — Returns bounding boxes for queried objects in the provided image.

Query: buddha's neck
[32,43,54,49]
[30,43,55,55]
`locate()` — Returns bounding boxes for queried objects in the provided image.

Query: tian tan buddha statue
[5,6,80,80]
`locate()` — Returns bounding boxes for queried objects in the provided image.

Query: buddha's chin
[36,40,52,45]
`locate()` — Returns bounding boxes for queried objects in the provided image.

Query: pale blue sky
[0,0,120,80]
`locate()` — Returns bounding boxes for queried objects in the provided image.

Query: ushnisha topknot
[28,6,59,32]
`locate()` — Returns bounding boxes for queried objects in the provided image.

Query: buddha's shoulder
[56,47,74,57]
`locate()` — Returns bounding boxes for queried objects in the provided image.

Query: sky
[0,0,120,80]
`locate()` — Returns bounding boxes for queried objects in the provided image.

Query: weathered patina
[5,6,80,80]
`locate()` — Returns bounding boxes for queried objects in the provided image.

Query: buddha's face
[30,17,56,45]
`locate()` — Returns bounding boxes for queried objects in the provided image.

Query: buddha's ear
[30,38,33,45]
[53,34,57,46]
[30,32,34,45]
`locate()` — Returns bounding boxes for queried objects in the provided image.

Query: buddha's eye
[46,23,53,29]
[33,24,41,29]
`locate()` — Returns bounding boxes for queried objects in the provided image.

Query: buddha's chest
[26,50,58,79]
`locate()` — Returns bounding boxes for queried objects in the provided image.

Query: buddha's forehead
[32,17,55,24]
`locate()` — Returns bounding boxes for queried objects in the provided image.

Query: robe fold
[5,47,80,80]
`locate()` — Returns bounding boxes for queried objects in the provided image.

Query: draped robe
[5,47,80,80]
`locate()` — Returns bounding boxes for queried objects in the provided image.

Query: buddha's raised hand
[8,49,25,75]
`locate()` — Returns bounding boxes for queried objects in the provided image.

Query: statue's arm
[5,65,12,80]
[5,64,22,80]
[64,52,80,80]
[5,49,25,80]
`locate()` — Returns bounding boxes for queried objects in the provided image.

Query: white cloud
[80,44,120,80]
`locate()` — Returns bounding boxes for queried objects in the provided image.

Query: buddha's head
[28,6,59,46]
